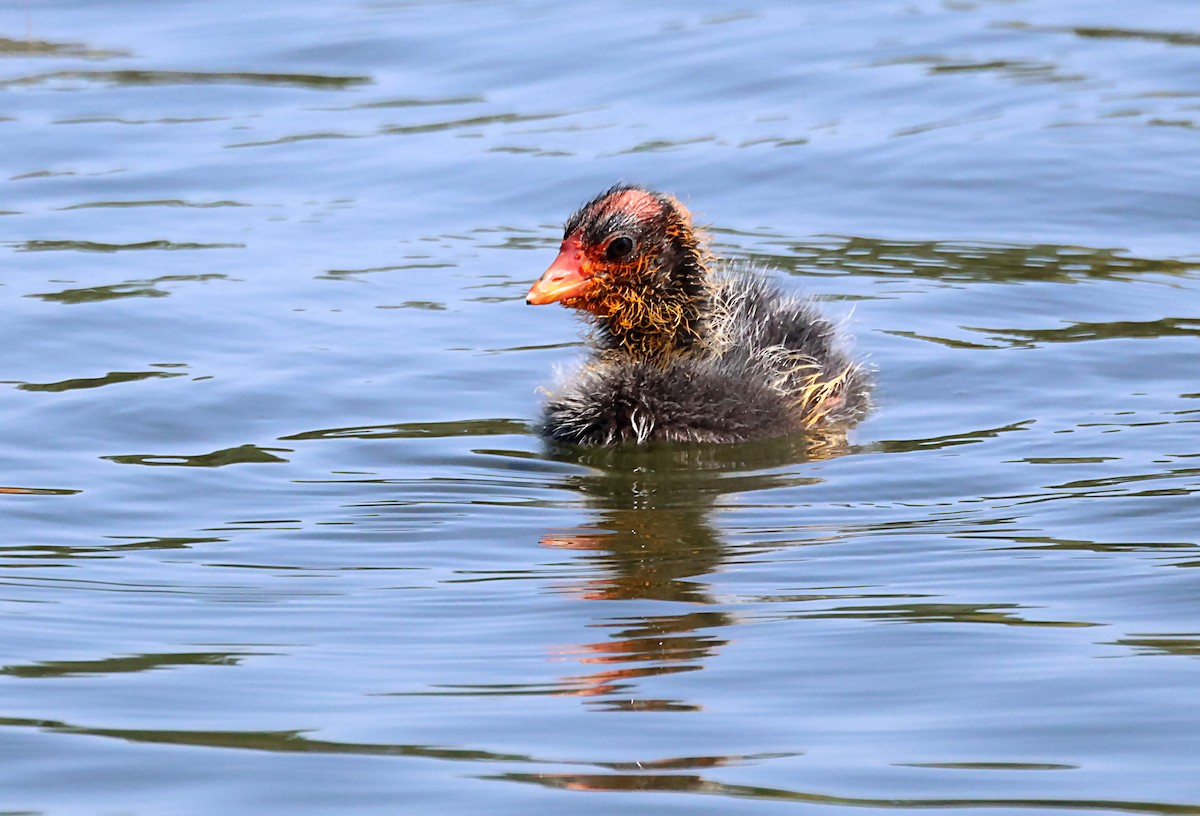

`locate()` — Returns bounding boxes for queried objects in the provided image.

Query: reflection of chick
[528,184,869,445]
[537,430,845,705]
[541,435,831,602]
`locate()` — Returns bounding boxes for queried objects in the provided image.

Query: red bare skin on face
[589,188,665,224]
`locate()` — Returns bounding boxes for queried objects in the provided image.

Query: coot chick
[527,184,868,445]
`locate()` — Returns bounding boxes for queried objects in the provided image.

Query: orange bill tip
[527,235,591,305]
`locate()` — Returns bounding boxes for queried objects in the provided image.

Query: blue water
[3,1,1200,813]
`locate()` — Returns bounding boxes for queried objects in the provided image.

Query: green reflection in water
[103,444,290,467]
[1111,636,1200,658]
[783,601,1097,628]
[872,55,1083,85]
[2,536,221,560]
[17,370,185,392]
[28,273,229,304]
[57,199,249,210]
[0,36,128,59]
[872,421,1034,454]
[325,94,484,111]
[54,116,230,126]
[961,318,1200,348]
[0,713,785,773]
[227,111,567,149]
[319,262,454,281]
[619,136,719,154]
[0,486,79,496]
[16,240,243,253]
[226,131,356,148]
[893,317,1200,350]
[282,419,528,441]
[1070,26,1200,47]
[494,772,1200,814]
[2,650,268,679]
[734,235,1199,285]
[377,112,564,136]
[0,715,532,760]
[1,69,370,90]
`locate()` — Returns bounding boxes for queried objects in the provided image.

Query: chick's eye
[605,236,635,261]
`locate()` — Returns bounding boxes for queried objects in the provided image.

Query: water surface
[3,1,1200,813]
